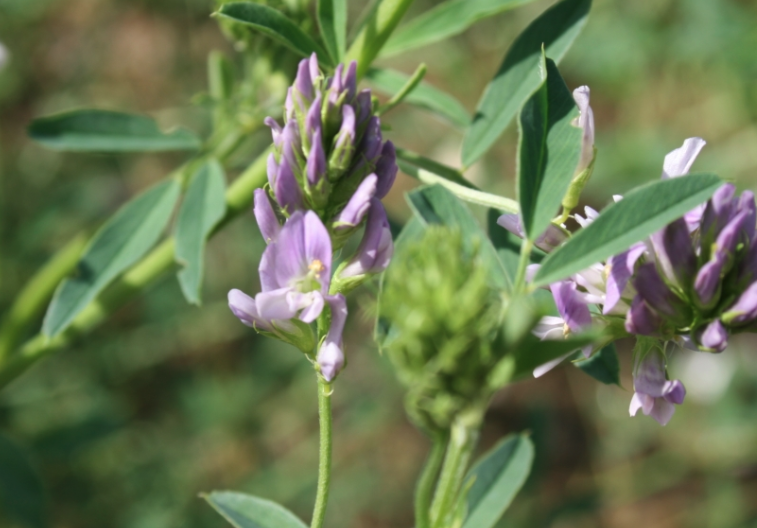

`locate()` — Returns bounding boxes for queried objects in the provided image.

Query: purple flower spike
[722,281,757,325]
[339,199,393,278]
[333,174,377,230]
[625,296,664,336]
[650,218,696,289]
[274,155,304,214]
[699,320,728,352]
[375,141,398,199]
[634,263,688,323]
[604,244,645,314]
[253,189,281,244]
[306,128,327,186]
[318,294,348,381]
[293,57,314,101]
[629,351,686,426]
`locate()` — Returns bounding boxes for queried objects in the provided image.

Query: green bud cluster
[380,226,507,432]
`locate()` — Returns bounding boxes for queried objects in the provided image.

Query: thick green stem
[311,377,333,528]
[415,432,449,528]
[346,0,418,79]
[0,152,269,390]
[429,416,480,528]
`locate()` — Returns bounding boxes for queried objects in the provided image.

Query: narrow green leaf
[575,343,620,385]
[317,0,347,62]
[509,332,597,380]
[400,161,519,213]
[518,57,582,240]
[383,0,536,57]
[461,434,534,528]
[215,3,332,65]
[533,173,723,286]
[462,0,591,166]
[203,491,307,528]
[175,160,227,305]
[42,179,181,337]
[365,67,471,128]
[407,185,508,289]
[0,435,47,528]
[28,110,201,152]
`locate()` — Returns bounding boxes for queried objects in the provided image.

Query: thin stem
[415,432,449,528]
[513,238,534,295]
[429,418,479,528]
[311,377,333,528]
[377,63,426,116]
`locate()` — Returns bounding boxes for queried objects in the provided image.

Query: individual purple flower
[649,217,696,290]
[317,294,348,381]
[625,296,665,336]
[497,214,567,252]
[333,174,377,230]
[253,188,281,244]
[604,243,645,314]
[661,137,707,230]
[629,351,686,426]
[697,320,728,352]
[722,281,757,326]
[306,127,327,186]
[375,141,398,199]
[633,263,690,325]
[338,199,393,279]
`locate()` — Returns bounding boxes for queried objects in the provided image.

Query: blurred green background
[2,0,757,527]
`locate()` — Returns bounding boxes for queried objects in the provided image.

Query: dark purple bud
[355,90,372,128]
[663,380,686,405]
[604,244,645,315]
[293,57,314,100]
[736,240,757,288]
[693,258,724,310]
[306,128,327,186]
[343,61,357,101]
[737,190,756,243]
[650,218,696,289]
[722,281,757,325]
[253,188,281,244]
[333,174,377,230]
[274,155,304,214]
[698,320,728,352]
[700,184,736,252]
[328,63,344,106]
[329,105,356,171]
[715,210,748,265]
[625,295,665,336]
[634,263,689,324]
[361,116,382,161]
[339,199,393,278]
[305,94,323,146]
[374,141,398,199]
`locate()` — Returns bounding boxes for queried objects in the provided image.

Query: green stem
[415,432,449,528]
[429,417,479,528]
[311,377,333,528]
[346,0,418,79]
[513,239,534,295]
[0,151,269,390]
[378,63,427,116]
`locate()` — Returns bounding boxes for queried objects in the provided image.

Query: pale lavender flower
[317,294,348,381]
[253,189,281,244]
[333,174,377,230]
[630,351,686,426]
[572,86,595,174]
[338,199,393,279]
[661,137,707,230]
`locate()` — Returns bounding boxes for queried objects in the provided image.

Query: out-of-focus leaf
[462,0,591,166]
[533,173,722,286]
[203,491,307,528]
[400,161,519,213]
[317,0,347,62]
[215,3,331,64]
[0,435,47,528]
[518,57,582,240]
[486,209,545,289]
[407,185,508,289]
[396,148,475,188]
[365,67,470,128]
[28,110,201,152]
[43,179,181,337]
[382,0,536,57]
[503,332,598,381]
[575,343,620,385]
[175,159,227,305]
[461,434,534,528]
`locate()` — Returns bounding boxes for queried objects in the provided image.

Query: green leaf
[0,435,47,528]
[574,343,620,385]
[462,0,591,167]
[396,148,475,188]
[317,0,347,62]
[400,161,519,213]
[215,3,331,65]
[517,57,582,240]
[508,332,597,380]
[43,179,181,337]
[407,185,508,289]
[28,110,201,152]
[461,434,534,528]
[365,67,471,128]
[203,491,307,528]
[382,0,536,57]
[533,173,723,286]
[175,160,227,305]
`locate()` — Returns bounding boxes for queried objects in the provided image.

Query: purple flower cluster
[227,54,398,382]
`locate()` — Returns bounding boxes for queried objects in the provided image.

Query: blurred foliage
[1,0,757,527]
